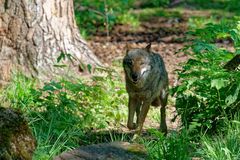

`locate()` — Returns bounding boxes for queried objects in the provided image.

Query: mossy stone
[0,107,36,160]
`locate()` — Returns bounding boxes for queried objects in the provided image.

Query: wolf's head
[123,43,152,87]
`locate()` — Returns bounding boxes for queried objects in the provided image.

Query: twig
[75,4,105,16]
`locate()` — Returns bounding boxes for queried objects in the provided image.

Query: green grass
[133,7,181,21]
[143,115,240,160]
[117,11,140,29]
[1,61,240,160]
[0,66,128,159]
[144,129,192,160]
[32,120,80,160]
[188,16,217,30]
[199,117,240,160]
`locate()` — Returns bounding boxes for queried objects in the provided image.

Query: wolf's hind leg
[160,90,168,134]
[151,97,161,107]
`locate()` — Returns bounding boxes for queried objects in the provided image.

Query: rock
[0,107,36,160]
[54,141,147,160]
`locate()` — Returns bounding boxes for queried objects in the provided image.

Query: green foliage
[32,120,81,159]
[173,19,240,133]
[136,8,181,21]
[188,16,217,31]
[74,0,135,37]
[0,68,128,159]
[145,116,240,160]
[117,12,140,29]
[189,18,240,47]
[0,73,36,110]
[199,116,240,160]
[74,0,178,37]
[145,129,192,160]
[137,0,170,8]
[186,0,240,13]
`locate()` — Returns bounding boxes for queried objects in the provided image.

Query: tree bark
[0,0,101,83]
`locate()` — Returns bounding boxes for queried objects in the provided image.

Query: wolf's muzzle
[131,73,138,82]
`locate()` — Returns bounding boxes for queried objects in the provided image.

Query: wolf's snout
[131,73,138,82]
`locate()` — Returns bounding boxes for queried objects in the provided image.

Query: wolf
[123,43,169,134]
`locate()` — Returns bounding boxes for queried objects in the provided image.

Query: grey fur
[123,44,169,134]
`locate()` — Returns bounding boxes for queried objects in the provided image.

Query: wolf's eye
[126,60,132,66]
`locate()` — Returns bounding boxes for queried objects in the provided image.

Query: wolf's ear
[145,43,151,52]
[126,43,131,54]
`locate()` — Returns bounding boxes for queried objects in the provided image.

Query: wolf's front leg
[135,100,142,128]
[127,96,138,129]
[137,101,151,134]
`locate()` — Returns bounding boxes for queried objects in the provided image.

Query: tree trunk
[0,0,101,83]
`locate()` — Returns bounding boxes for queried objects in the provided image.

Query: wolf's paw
[160,125,167,135]
[127,123,138,130]
[131,133,141,142]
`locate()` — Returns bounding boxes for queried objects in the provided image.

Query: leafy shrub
[173,19,240,133]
